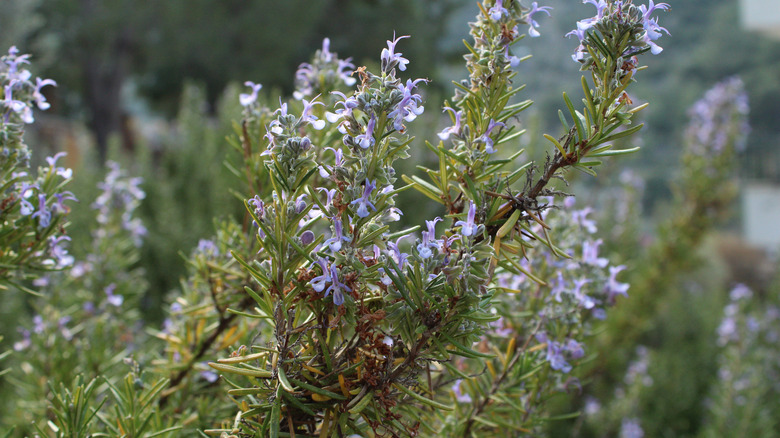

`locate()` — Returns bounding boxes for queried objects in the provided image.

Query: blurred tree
[0,0,46,52]
[33,0,460,161]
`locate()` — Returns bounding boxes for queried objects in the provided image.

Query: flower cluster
[1,46,75,288]
[701,284,780,435]
[1,46,56,126]
[686,76,750,156]
[568,0,669,64]
[497,198,629,369]
[293,38,356,101]
[92,161,147,247]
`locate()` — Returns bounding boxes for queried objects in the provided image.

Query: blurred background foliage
[2,0,780,435]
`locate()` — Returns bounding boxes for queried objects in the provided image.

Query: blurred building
[742,184,780,251]
[741,0,780,39]
[740,0,780,251]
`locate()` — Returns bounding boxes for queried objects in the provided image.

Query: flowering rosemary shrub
[571,77,752,438]
[703,284,780,437]
[0,46,75,293]
[0,1,682,436]
[4,161,154,434]
[205,1,670,436]
[605,76,750,355]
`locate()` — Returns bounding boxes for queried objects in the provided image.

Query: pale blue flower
[301,98,326,130]
[605,265,629,303]
[381,34,410,72]
[105,283,123,307]
[239,81,263,107]
[388,78,426,132]
[350,179,377,218]
[31,194,51,227]
[477,119,506,154]
[323,217,352,252]
[437,106,463,141]
[417,217,442,259]
[355,114,376,149]
[582,239,608,267]
[311,258,331,292]
[546,341,572,373]
[452,379,473,403]
[325,265,351,306]
[456,201,478,237]
[526,3,552,37]
[488,0,509,21]
[33,77,57,110]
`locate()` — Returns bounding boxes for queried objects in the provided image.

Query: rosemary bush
[1,1,685,436]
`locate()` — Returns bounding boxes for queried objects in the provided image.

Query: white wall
[741,0,780,39]
[742,183,780,251]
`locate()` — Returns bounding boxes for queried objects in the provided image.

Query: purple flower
[388,78,427,132]
[452,379,473,403]
[489,317,513,337]
[301,98,326,130]
[319,147,345,178]
[31,194,51,227]
[325,91,358,127]
[388,236,410,268]
[325,265,351,306]
[49,235,74,268]
[438,106,463,141]
[573,278,596,309]
[456,201,479,237]
[605,265,629,303]
[33,77,57,110]
[3,83,33,123]
[381,34,410,72]
[19,198,34,216]
[105,283,123,307]
[477,119,506,154]
[248,195,265,219]
[550,272,567,302]
[572,207,597,233]
[350,179,377,218]
[546,341,572,373]
[294,194,308,214]
[504,45,522,68]
[526,3,552,37]
[13,329,31,351]
[311,258,331,292]
[323,217,352,252]
[417,217,442,259]
[239,81,263,107]
[52,191,77,214]
[488,0,509,21]
[4,47,31,81]
[638,0,671,54]
[197,239,220,257]
[620,418,644,438]
[316,187,338,213]
[729,284,752,301]
[566,339,585,360]
[592,308,607,320]
[200,368,219,383]
[355,114,377,149]
[582,239,608,267]
[58,316,73,341]
[717,315,737,346]
[31,315,45,335]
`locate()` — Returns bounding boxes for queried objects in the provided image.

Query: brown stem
[158,294,253,408]
[462,321,543,436]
